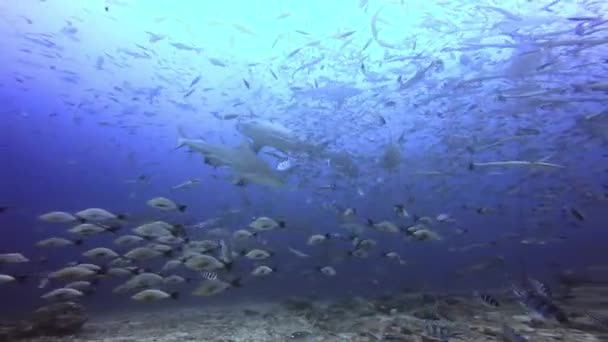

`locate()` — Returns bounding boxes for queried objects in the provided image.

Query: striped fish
[423,321,457,341]
[201,271,218,280]
[502,324,528,342]
[528,278,552,298]
[474,290,500,308]
[512,284,568,323]
[584,311,608,330]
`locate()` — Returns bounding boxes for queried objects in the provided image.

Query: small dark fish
[105,6,109,12]
[336,30,356,39]
[287,48,301,58]
[242,79,250,89]
[476,207,492,214]
[362,38,372,51]
[378,115,386,126]
[360,62,365,73]
[183,88,196,98]
[189,75,201,88]
[397,130,407,143]
[567,16,599,21]
[541,0,560,12]
[384,100,396,107]
[502,324,528,342]
[570,208,584,221]
[170,42,202,53]
[269,69,278,80]
[294,30,310,35]
[474,291,500,308]
[208,58,226,67]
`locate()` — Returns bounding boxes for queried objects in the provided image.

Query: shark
[176,127,285,188]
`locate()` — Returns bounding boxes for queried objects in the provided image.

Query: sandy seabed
[20,286,608,342]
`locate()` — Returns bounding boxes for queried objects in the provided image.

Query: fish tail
[230,278,242,288]
[175,126,189,149]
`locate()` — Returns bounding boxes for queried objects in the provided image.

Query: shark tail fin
[175,126,189,150]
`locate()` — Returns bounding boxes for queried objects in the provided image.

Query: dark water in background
[1,1,608,319]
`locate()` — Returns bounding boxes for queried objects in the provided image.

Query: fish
[218,239,233,269]
[164,275,188,286]
[269,69,278,80]
[145,31,166,43]
[436,213,452,222]
[114,235,145,246]
[341,207,357,218]
[362,38,372,51]
[287,48,302,58]
[275,11,291,20]
[474,291,500,308]
[82,247,119,260]
[75,208,124,222]
[334,30,356,39]
[307,234,331,245]
[124,247,168,261]
[423,321,457,341]
[36,237,82,248]
[146,197,187,212]
[132,289,178,301]
[502,324,528,342]
[192,278,241,296]
[201,271,218,280]
[318,266,336,276]
[393,204,409,218]
[183,254,225,272]
[48,266,99,281]
[512,284,568,323]
[134,221,178,238]
[0,274,26,284]
[528,278,552,298]
[287,246,310,258]
[243,79,250,89]
[405,226,442,241]
[183,88,196,98]
[172,178,201,190]
[69,223,119,236]
[170,42,202,53]
[243,248,273,260]
[249,217,285,231]
[189,75,201,88]
[65,280,95,293]
[251,265,276,277]
[584,311,608,329]
[39,211,78,223]
[276,158,294,171]
[367,220,400,233]
[0,253,29,264]
[233,229,257,240]
[41,288,83,301]
[208,58,226,67]
[569,207,585,221]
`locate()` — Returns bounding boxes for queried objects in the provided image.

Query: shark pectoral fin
[249,140,263,153]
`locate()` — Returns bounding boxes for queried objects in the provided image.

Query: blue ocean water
[0,0,607,329]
